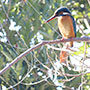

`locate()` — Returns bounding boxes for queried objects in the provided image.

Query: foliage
[0,0,90,90]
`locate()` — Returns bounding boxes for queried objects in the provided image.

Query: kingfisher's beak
[46,15,57,23]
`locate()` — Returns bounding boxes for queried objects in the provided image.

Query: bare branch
[87,0,90,5]
[7,67,34,89]
[0,36,90,75]
[21,76,49,86]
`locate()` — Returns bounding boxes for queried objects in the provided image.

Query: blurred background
[0,0,90,90]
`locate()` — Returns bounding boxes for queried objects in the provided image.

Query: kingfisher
[46,7,76,63]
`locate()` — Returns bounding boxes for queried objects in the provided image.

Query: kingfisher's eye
[55,11,63,16]
[60,12,63,14]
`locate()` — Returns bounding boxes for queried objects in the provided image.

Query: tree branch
[0,36,90,75]
[87,0,90,5]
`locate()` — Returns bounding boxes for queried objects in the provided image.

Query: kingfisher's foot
[61,38,64,41]
[70,37,73,41]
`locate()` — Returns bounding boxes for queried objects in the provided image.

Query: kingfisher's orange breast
[58,15,75,39]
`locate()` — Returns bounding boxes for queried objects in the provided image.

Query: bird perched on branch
[46,7,76,63]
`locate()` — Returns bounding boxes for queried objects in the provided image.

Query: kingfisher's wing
[70,15,76,37]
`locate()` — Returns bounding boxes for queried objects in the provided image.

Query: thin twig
[1,1,10,21]
[81,42,87,90]
[77,80,87,90]
[7,67,34,89]
[21,76,49,85]
[87,0,90,5]
[34,54,50,70]
[46,44,77,52]
[62,71,90,77]
[27,1,61,36]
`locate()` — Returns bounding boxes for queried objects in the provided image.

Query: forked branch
[0,36,90,75]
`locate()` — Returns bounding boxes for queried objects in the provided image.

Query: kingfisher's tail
[60,50,69,63]
[59,43,70,63]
